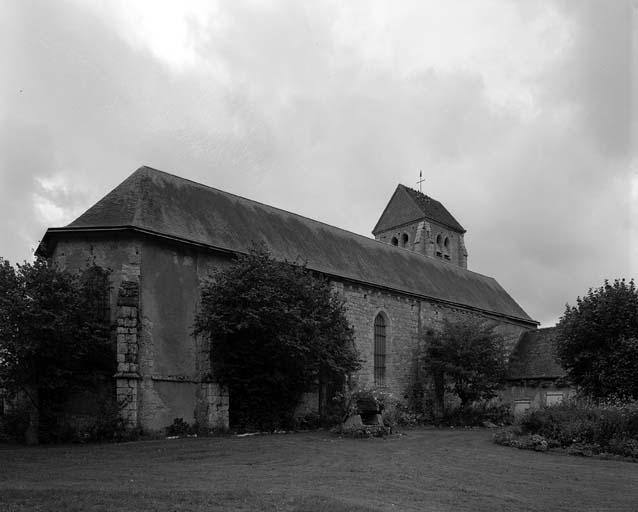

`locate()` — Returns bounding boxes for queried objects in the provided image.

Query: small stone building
[38,166,540,431]
[503,327,574,414]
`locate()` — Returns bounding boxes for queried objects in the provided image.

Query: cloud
[0,0,633,326]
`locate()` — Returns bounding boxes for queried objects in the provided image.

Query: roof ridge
[136,166,498,281]
[399,183,436,202]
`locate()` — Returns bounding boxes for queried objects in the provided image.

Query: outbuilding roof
[39,166,535,324]
[372,184,465,234]
[507,327,565,379]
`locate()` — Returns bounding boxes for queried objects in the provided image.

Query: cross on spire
[417,170,425,193]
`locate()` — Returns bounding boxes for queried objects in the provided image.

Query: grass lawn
[1,428,637,512]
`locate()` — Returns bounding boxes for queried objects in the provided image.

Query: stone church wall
[50,234,532,431]
[137,238,231,431]
[338,281,532,400]
[49,234,143,426]
[49,235,231,432]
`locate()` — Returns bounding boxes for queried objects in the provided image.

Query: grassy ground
[1,428,637,512]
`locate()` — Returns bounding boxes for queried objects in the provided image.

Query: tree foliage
[193,246,360,430]
[556,279,638,400]
[0,257,113,442]
[424,318,506,407]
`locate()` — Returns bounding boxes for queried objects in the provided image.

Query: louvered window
[374,313,386,385]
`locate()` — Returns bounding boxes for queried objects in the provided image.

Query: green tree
[193,246,360,430]
[556,279,638,400]
[0,257,113,443]
[424,318,506,408]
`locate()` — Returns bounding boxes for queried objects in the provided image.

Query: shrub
[556,279,638,400]
[332,385,412,428]
[0,258,114,444]
[496,400,638,460]
[442,400,513,427]
[331,424,391,438]
[165,418,198,437]
[424,319,506,408]
[0,404,31,443]
[294,412,321,430]
[193,246,359,431]
[607,438,638,458]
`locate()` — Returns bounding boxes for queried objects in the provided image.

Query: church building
[37,166,539,431]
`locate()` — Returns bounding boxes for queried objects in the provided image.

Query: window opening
[373,313,386,385]
[82,266,110,323]
[545,392,564,406]
[514,399,531,415]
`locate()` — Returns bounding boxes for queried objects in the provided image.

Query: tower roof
[372,184,465,235]
[38,166,534,325]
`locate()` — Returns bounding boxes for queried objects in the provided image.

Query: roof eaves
[371,185,405,235]
[41,224,538,326]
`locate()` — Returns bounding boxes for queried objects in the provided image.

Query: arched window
[435,234,443,257]
[444,237,450,249]
[374,313,387,385]
[401,233,409,247]
[391,236,399,246]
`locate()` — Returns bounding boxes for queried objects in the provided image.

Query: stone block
[119,305,136,318]
[343,414,364,429]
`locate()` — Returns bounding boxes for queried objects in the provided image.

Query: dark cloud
[1,0,633,326]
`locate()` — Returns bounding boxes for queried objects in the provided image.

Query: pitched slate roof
[39,166,535,324]
[373,184,465,235]
[507,327,566,379]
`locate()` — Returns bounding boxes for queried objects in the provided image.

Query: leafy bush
[0,404,31,443]
[0,258,114,444]
[165,418,198,437]
[441,401,513,427]
[557,279,638,400]
[331,423,391,438]
[294,412,321,430]
[424,319,506,408]
[495,400,638,460]
[193,246,359,431]
[493,430,549,451]
[332,385,408,428]
[520,401,638,448]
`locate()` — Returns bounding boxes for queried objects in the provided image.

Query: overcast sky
[1,0,636,326]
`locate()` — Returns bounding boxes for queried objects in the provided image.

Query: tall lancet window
[374,313,387,385]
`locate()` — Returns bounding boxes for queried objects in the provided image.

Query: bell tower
[372,185,468,269]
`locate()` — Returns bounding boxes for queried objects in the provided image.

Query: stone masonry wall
[115,281,141,426]
[137,239,230,431]
[339,281,532,400]
[51,235,142,426]
[50,234,531,430]
[375,219,468,269]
